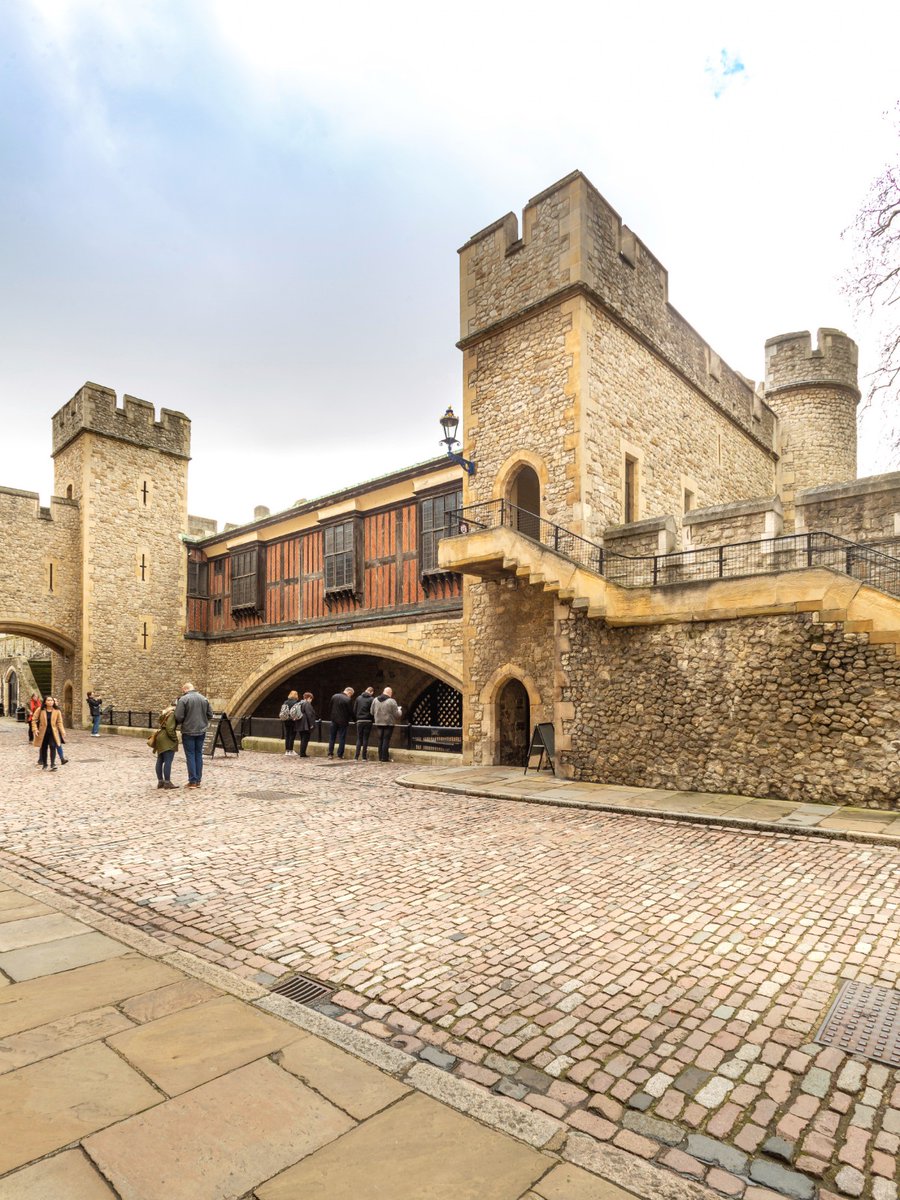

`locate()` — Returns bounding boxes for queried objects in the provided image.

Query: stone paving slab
[0,929,128,981]
[107,994,304,1094]
[0,953,182,1036]
[0,1041,162,1174]
[84,1057,355,1200]
[254,1091,549,1200]
[276,1032,411,1119]
[0,1004,134,1074]
[0,1149,118,1199]
[0,909,77,948]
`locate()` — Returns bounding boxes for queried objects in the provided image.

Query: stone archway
[496,678,530,766]
[5,669,18,716]
[223,633,463,719]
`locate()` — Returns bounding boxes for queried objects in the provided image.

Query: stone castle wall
[583,308,775,540]
[560,609,900,807]
[203,616,464,715]
[0,486,81,649]
[461,303,575,523]
[463,580,557,764]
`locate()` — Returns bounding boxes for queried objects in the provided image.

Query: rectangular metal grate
[270,972,332,1007]
[815,979,900,1068]
[239,791,303,802]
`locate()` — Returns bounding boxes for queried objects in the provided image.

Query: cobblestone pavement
[1,721,899,1200]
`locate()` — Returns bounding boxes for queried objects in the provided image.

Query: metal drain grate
[270,973,332,1007]
[815,980,900,1068]
[239,791,303,802]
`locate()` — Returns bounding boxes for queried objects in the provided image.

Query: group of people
[279,685,402,762]
[27,693,69,770]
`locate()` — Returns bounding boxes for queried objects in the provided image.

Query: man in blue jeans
[174,682,214,789]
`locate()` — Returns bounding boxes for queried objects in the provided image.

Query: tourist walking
[354,686,376,761]
[87,690,103,736]
[279,689,300,755]
[152,703,178,789]
[49,698,69,765]
[295,692,316,757]
[372,687,402,763]
[327,687,354,759]
[174,682,213,789]
[34,695,63,770]
[27,692,40,742]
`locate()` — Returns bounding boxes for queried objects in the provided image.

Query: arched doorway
[509,465,541,540]
[497,678,530,767]
[63,682,74,727]
[6,670,18,715]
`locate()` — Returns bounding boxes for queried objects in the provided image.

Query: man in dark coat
[353,686,376,761]
[328,687,354,759]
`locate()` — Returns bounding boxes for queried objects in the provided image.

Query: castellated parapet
[458,170,778,454]
[51,382,191,460]
[764,329,860,520]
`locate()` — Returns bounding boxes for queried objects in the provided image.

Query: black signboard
[203,713,240,758]
[524,723,556,776]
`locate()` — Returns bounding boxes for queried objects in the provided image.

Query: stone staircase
[443,519,900,655]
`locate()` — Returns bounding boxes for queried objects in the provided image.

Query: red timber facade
[184,458,465,720]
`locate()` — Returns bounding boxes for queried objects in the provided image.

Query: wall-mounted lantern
[439,406,476,476]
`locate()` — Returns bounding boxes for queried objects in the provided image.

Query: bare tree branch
[843,105,900,437]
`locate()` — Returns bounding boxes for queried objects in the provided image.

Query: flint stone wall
[560,609,900,808]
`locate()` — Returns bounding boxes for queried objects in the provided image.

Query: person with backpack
[279,690,300,755]
[294,692,316,757]
[151,703,178,789]
[354,686,376,761]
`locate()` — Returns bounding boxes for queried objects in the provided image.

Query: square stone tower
[52,383,198,722]
[458,171,779,544]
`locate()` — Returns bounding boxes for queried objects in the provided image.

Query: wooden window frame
[419,489,462,576]
[230,544,265,613]
[187,558,209,599]
[323,518,360,597]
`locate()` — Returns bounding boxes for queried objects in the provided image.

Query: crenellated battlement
[764,329,860,398]
[459,171,777,452]
[51,382,191,459]
[0,485,80,525]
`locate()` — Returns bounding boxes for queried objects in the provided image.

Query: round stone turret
[764,329,859,524]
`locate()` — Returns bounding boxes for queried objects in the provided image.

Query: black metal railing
[103,708,159,728]
[238,717,462,754]
[447,501,900,600]
[449,500,605,574]
[97,708,461,753]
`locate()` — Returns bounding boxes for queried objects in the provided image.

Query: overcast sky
[2,1,898,524]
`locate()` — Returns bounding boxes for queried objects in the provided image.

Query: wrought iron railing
[95,708,461,752]
[449,500,605,574]
[447,501,900,600]
[103,708,159,728]
[238,717,462,754]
